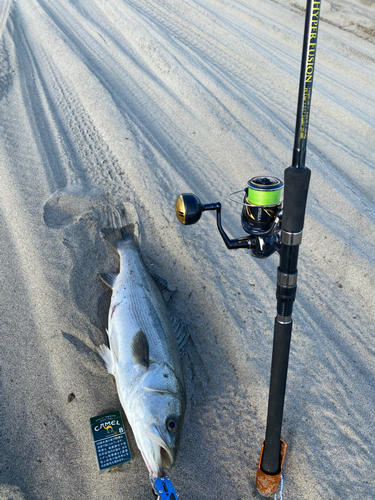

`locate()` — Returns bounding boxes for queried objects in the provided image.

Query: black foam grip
[282,167,311,234]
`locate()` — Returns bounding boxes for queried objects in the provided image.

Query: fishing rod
[258,2,321,492]
[174,0,321,495]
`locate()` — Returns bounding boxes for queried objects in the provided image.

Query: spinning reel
[175,176,284,259]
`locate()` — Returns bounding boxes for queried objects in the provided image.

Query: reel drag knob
[175,193,203,225]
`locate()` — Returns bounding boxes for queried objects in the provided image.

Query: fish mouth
[146,424,175,476]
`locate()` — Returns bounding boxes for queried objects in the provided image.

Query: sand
[0,0,374,498]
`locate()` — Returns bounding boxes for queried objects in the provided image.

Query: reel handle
[175,193,219,225]
[175,193,251,250]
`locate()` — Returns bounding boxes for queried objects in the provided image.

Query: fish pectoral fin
[151,273,176,302]
[98,344,115,375]
[170,315,189,357]
[131,330,149,368]
[99,272,118,289]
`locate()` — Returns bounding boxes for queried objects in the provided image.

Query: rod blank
[292,0,321,168]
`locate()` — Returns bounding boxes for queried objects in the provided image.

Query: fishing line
[274,474,284,500]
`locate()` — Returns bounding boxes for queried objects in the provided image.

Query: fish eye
[166,417,178,433]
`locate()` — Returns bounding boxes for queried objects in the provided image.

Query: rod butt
[256,440,287,497]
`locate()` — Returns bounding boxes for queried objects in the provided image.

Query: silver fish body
[99,227,186,478]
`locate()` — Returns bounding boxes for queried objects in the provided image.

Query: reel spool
[243,176,283,234]
[229,176,283,235]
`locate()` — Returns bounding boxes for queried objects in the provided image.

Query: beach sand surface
[0,0,374,498]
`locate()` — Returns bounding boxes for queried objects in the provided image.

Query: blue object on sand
[154,477,179,500]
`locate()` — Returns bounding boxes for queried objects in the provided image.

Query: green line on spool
[247,188,282,205]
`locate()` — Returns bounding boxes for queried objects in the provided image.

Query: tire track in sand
[34,0,247,201]
[14,0,135,229]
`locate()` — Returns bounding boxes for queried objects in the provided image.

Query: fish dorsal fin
[99,272,118,289]
[131,330,149,368]
[151,273,176,302]
[170,315,189,356]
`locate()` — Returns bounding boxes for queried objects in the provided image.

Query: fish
[98,225,187,479]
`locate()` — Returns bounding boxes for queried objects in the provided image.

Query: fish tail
[100,225,138,253]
